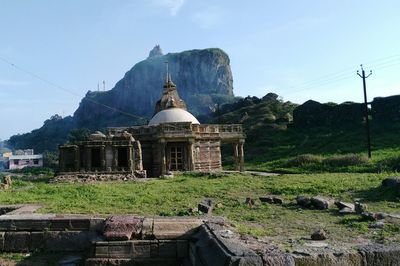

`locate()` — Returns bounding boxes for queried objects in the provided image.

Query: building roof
[148,108,200,126]
[9,154,43,160]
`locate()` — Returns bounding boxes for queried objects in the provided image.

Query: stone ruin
[0,205,399,265]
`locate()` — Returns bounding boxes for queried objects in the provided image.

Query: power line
[0,56,148,122]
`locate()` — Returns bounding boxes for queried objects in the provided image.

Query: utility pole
[357,64,372,158]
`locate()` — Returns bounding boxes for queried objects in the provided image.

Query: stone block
[13,219,50,231]
[0,220,15,231]
[177,240,189,258]
[45,231,95,251]
[0,232,4,250]
[94,244,109,258]
[30,232,45,251]
[4,231,30,251]
[132,240,151,258]
[108,241,133,258]
[152,218,202,239]
[103,216,142,241]
[90,218,105,232]
[141,218,153,239]
[158,240,177,258]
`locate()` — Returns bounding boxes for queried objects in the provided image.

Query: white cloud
[151,0,185,16]
[192,6,223,29]
[0,79,29,86]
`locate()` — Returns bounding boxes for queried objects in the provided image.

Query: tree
[67,128,91,144]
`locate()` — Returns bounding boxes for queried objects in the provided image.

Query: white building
[8,154,43,170]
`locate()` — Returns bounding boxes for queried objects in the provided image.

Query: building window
[33,159,39,165]
[25,160,30,164]
[169,146,183,171]
[14,159,19,165]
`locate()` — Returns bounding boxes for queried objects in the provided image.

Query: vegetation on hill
[213,93,400,173]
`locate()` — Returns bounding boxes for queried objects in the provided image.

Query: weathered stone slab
[132,240,152,258]
[310,196,334,209]
[108,241,133,258]
[4,231,30,252]
[158,240,177,258]
[152,218,202,240]
[103,216,143,241]
[45,231,96,251]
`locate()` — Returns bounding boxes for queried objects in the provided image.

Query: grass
[0,171,399,248]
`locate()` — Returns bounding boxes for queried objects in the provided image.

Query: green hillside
[214,94,400,173]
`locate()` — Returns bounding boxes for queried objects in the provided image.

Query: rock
[0,175,12,190]
[335,201,355,214]
[260,195,283,204]
[245,197,255,206]
[382,177,400,187]
[296,196,312,208]
[355,201,368,214]
[103,216,142,241]
[147,44,164,58]
[339,207,356,215]
[362,212,388,221]
[335,201,354,210]
[311,196,334,209]
[262,246,295,266]
[198,198,213,214]
[369,221,385,229]
[215,203,223,208]
[311,229,327,240]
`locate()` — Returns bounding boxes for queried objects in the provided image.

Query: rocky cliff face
[7,47,235,152]
[73,47,235,128]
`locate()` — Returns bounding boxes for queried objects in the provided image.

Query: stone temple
[59,74,245,177]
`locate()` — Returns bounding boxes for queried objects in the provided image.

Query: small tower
[154,62,187,114]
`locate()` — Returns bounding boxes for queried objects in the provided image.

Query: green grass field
[1,171,399,248]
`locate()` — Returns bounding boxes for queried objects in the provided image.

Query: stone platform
[0,205,399,266]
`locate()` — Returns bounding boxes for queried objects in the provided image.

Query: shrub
[286,154,323,167]
[377,155,400,172]
[323,154,369,167]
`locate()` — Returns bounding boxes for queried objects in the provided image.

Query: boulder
[311,229,327,240]
[335,201,355,214]
[198,198,213,214]
[361,212,387,221]
[296,196,312,208]
[382,177,400,187]
[245,197,255,207]
[311,196,334,209]
[260,195,283,204]
[103,216,142,241]
[355,202,368,214]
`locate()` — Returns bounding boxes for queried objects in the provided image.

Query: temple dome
[148,108,200,126]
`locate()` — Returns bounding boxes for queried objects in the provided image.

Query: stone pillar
[239,140,245,172]
[187,139,195,171]
[160,139,166,176]
[113,147,118,171]
[74,146,80,171]
[85,146,91,172]
[134,141,143,171]
[59,149,65,172]
[233,143,239,171]
[128,145,133,173]
[100,146,105,172]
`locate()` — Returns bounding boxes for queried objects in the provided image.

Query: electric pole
[357,64,372,158]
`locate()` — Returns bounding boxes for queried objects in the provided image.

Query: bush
[323,154,369,167]
[286,154,323,167]
[9,167,54,176]
[377,155,400,172]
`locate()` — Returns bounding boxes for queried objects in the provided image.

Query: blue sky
[1,0,400,140]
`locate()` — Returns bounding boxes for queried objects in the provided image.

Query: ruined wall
[193,140,221,171]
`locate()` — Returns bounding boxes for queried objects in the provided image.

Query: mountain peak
[148,44,163,59]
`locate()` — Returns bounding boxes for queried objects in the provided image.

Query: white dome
[148,108,200,126]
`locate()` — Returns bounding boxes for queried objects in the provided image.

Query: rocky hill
[7,47,236,152]
[73,47,235,129]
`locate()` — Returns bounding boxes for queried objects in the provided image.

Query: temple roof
[148,108,200,126]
